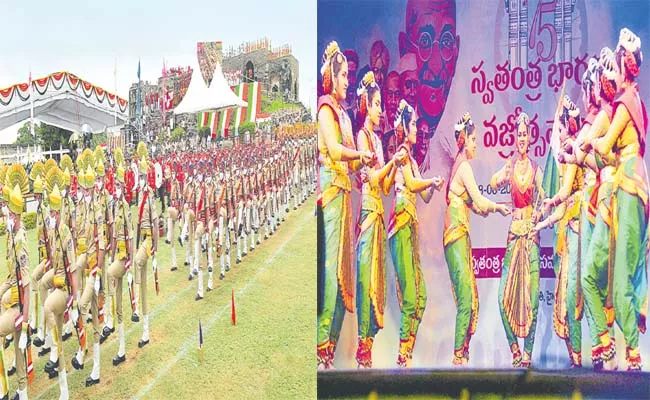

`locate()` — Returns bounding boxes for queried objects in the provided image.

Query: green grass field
[1,195,316,399]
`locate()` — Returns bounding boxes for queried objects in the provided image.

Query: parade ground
[1,196,316,400]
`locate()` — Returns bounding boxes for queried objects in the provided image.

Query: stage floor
[318,369,650,399]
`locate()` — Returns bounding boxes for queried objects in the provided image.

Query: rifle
[120,200,137,316]
[92,201,105,324]
[147,189,160,295]
[54,224,86,353]
[9,229,34,383]
[35,203,53,339]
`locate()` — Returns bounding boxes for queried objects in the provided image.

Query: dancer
[316,41,374,369]
[444,112,510,366]
[490,112,544,368]
[535,95,585,367]
[354,72,397,368]
[593,28,647,371]
[388,99,445,367]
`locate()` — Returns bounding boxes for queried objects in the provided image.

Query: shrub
[22,212,36,230]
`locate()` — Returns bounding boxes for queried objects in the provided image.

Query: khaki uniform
[107,198,133,325]
[167,179,181,269]
[193,182,208,272]
[0,227,30,391]
[182,181,196,269]
[134,187,157,317]
[42,224,76,369]
[31,202,51,341]
[77,198,106,346]
[95,190,111,324]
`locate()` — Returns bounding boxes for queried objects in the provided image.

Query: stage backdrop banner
[318,0,650,369]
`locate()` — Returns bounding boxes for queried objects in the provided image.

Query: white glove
[94,275,101,295]
[152,257,158,272]
[71,308,79,324]
[18,330,27,351]
[127,271,134,286]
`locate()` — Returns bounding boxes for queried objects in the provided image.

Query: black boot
[62,332,72,341]
[138,339,149,348]
[131,313,140,323]
[32,336,45,347]
[71,357,84,370]
[38,347,51,357]
[113,354,126,366]
[6,366,15,376]
[85,376,100,387]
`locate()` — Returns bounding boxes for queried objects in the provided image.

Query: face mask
[76,191,83,202]
[139,179,145,189]
[84,194,92,204]
[96,181,103,191]
[61,189,67,197]
[48,215,56,230]
[116,187,122,199]
[1,205,8,217]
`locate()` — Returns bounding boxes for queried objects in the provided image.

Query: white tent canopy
[173,62,246,115]
[0,72,128,133]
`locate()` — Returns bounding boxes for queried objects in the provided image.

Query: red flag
[231,289,236,325]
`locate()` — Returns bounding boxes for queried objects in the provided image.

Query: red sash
[138,190,149,225]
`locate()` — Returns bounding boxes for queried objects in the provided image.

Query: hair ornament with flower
[598,47,618,101]
[393,99,414,130]
[454,112,473,150]
[320,41,342,76]
[561,95,581,136]
[617,28,643,79]
[356,71,377,97]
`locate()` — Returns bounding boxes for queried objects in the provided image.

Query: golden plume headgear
[139,157,149,175]
[45,167,64,211]
[393,99,414,130]
[113,147,125,168]
[320,41,345,77]
[76,148,95,176]
[136,141,148,161]
[29,161,45,182]
[48,184,63,212]
[5,163,29,215]
[59,154,73,175]
[0,165,8,202]
[94,145,107,167]
[95,162,106,178]
[33,175,44,195]
[83,166,96,189]
[44,158,58,175]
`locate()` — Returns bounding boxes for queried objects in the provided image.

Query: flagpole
[29,69,35,140]
[114,57,118,126]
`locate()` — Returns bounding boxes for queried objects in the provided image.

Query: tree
[13,122,72,151]
[14,122,37,146]
[39,124,72,151]
[170,126,185,142]
[239,121,256,135]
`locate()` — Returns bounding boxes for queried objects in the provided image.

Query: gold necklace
[514,158,532,189]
